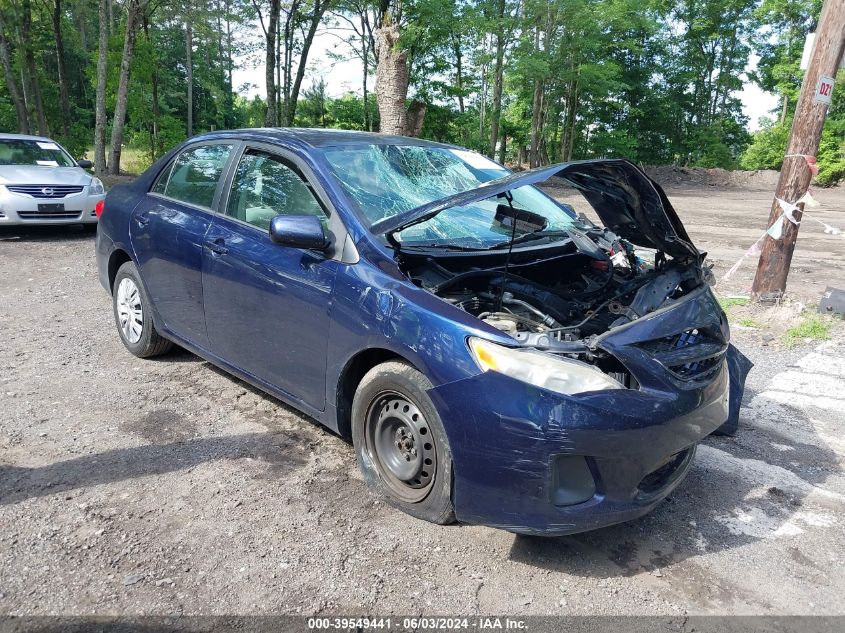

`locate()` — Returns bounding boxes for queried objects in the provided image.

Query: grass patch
[783,314,832,348]
[737,317,761,328]
[719,296,749,310]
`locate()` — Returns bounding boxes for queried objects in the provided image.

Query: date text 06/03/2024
[306,617,528,630]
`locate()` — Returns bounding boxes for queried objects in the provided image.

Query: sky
[232,31,781,133]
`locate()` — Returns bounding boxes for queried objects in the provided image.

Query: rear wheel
[112,261,172,358]
[352,361,454,524]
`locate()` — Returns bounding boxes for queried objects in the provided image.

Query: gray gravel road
[1,204,844,616]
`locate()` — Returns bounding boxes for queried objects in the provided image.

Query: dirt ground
[1,176,844,619]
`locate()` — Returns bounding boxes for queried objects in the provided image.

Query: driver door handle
[205,238,229,256]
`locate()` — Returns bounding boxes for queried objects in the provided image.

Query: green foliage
[718,296,750,310]
[0,0,836,180]
[740,119,790,170]
[783,314,832,348]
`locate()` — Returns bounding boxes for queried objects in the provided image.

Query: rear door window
[151,144,233,209]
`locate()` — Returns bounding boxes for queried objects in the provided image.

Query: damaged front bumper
[428,287,752,536]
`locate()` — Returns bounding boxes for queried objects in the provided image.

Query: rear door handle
[135,212,150,227]
[205,238,229,255]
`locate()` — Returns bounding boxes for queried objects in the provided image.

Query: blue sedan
[96,129,751,535]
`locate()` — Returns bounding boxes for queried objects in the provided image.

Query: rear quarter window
[150,144,233,209]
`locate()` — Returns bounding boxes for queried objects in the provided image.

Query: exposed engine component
[400,223,704,355]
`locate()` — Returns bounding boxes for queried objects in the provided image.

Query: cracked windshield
[322,144,578,249]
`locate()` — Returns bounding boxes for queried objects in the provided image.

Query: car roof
[191,127,459,150]
[0,133,58,143]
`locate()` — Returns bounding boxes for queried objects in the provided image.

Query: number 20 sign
[815,75,835,105]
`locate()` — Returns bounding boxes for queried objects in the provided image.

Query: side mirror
[77,159,93,169]
[269,215,330,251]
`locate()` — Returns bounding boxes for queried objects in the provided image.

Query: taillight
[95,199,105,218]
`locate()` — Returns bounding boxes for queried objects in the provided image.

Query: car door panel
[201,148,338,411]
[129,142,236,349]
[202,218,336,410]
[130,196,213,348]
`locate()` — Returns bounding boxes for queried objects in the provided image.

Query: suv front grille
[7,185,84,198]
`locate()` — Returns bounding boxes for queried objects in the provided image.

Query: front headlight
[468,337,624,396]
[89,177,105,195]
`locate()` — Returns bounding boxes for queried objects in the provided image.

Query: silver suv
[0,134,105,226]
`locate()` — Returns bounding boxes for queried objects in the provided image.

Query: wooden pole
[751,0,845,300]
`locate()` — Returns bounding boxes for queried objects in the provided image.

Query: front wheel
[112,261,172,358]
[351,361,455,525]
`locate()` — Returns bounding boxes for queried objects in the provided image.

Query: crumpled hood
[370,158,700,260]
[0,165,91,187]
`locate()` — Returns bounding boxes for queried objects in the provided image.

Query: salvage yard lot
[1,178,844,616]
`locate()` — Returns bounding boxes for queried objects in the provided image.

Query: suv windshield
[321,144,576,249]
[0,139,75,167]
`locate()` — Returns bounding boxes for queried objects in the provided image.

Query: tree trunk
[287,0,327,126]
[405,100,426,137]
[21,0,49,136]
[52,0,72,136]
[0,12,29,134]
[488,0,505,159]
[560,75,579,162]
[108,0,141,176]
[94,0,109,174]
[529,78,544,167]
[142,13,160,157]
[361,14,370,130]
[263,0,280,126]
[185,16,193,137]
[452,34,464,115]
[374,23,409,135]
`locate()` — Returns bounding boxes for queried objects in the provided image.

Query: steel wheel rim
[116,278,143,344]
[364,391,436,503]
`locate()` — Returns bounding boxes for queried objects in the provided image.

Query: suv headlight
[89,177,105,195]
[468,337,624,396]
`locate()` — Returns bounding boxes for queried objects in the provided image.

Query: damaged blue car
[96,129,751,535]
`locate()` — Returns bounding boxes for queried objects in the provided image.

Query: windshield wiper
[401,243,488,252]
[487,230,572,250]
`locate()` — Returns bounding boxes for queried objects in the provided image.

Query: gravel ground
[1,181,844,617]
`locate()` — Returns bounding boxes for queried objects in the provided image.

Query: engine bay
[399,220,708,356]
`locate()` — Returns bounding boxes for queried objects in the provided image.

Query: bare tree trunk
[286,0,329,126]
[185,15,193,137]
[374,23,409,135]
[488,0,505,159]
[263,0,279,126]
[361,14,370,130]
[108,0,141,175]
[142,13,160,157]
[276,6,282,125]
[559,74,579,162]
[0,12,29,134]
[51,0,71,136]
[94,0,109,174]
[21,0,49,136]
[224,0,234,127]
[452,33,464,115]
[529,78,544,167]
[405,101,426,137]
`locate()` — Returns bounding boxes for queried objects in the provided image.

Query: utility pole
[751,0,845,299]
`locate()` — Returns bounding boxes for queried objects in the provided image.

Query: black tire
[112,261,173,358]
[352,361,455,525]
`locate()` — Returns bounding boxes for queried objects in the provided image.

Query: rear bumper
[0,187,103,224]
[429,356,735,536]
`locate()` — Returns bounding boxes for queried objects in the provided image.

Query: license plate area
[37,203,66,214]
